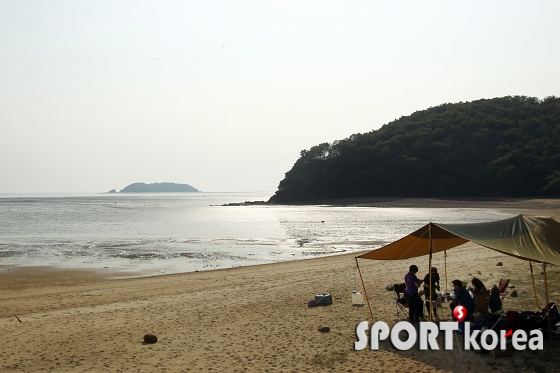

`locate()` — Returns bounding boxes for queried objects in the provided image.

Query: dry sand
[1,202,559,372]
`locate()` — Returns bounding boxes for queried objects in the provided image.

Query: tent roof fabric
[357,215,560,266]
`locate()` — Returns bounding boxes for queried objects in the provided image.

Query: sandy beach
[1,201,559,372]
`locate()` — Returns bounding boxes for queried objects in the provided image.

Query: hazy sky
[1,1,559,193]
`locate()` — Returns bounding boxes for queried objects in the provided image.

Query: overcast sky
[1,1,559,193]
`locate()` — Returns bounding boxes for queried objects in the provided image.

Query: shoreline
[232,196,560,210]
[0,249,371,289]
[3,200,558,281]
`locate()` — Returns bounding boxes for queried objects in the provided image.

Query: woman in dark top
[471,277,487,295]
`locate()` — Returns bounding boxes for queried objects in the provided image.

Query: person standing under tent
[423,267,440,320]
[404,264,423,325]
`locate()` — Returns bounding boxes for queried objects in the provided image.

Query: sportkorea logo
[355,306,544,352]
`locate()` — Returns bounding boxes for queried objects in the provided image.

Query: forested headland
[269,96,560,203]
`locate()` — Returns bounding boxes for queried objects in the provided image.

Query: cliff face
[119,182,199,193]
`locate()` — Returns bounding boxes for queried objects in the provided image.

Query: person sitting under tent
[404,264,423,325]
[450,279,475,320]
[471,277,487,296]
[488,285,503,313]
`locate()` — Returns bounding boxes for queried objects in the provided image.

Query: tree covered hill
[269,96,560,203]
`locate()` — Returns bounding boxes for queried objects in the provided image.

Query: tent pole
[355,257,374,322]
[543,262,552,340]
[529,261,539,308]
[428,224,433,322]
[444,250,448,294]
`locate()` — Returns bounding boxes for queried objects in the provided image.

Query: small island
[108,182,199,193]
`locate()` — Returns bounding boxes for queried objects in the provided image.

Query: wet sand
[1,202,559,372]
[274,197,560,216]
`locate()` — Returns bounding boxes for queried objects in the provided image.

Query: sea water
[0,192,511,276]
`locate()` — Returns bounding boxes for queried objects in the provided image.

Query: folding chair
[543,302,559,329]
[524,302,559,331]
[498,278,510,299]
[393,283,408,321]
[539,303,560,337]
[456,311,507,362]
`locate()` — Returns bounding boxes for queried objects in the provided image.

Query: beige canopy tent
[354,215,560,328]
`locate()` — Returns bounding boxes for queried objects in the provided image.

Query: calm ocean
[0,192,511,276]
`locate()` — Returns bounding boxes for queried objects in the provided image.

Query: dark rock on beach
[308,299,319,307]
[143,334,158,343]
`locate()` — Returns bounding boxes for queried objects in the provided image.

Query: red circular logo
[453,305,467,322]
